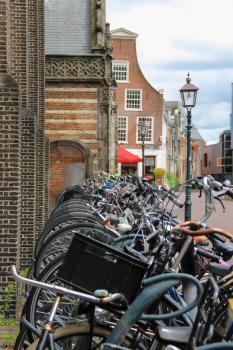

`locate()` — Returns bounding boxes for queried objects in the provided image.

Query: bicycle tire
[212,293,233,341]
[14,327,31,350]
[27,222,121,336]
[34,213,102,256]
[26,324,131,350]
[49,204,93,221]
[34,223,117,277]
[25,254,72,338]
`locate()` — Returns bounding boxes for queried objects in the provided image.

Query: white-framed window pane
[126,89,141,110]
[137,117,153,142]
[118,116,128,142]
[113,60,128,81]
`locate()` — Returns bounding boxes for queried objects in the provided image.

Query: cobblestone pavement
[172,190,233,231]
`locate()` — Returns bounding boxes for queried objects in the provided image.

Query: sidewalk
[172,190,233,231]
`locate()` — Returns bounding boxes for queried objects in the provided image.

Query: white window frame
[112,60,129,83]
[136,116,154,144]
[125,89,142,111]
[117,116,128,143]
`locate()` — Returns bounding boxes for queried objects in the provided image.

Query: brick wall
[20,109,37,267]
[112,36,163,148]
[45,83,99,205]
[0,0,48,314]
[0,1,8,73]
[0,74,21,314]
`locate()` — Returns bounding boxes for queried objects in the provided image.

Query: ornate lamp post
[138,118,149,178]
[180,73,199,221]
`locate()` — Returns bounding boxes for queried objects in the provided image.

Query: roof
[165,101,181,109]
[111,28,138,39]
[192,125,204,141]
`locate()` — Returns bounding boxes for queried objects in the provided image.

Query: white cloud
[107,0,233,143]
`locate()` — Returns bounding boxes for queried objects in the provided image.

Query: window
[125,89,142,110]
[121,163,137,175]
[112,60,129,82]
[118,116,128,143]
[137,117,153,143]
[145,156,156,176]
[204,153,208,167]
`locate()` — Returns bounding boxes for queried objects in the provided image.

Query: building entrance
[49,141,85,209]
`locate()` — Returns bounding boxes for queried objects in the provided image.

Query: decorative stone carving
[96,0,105,47]
[99,82,116,105]
[46,56,105,80]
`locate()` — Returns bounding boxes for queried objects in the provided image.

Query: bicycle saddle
[212,240,233,260]
[157,326,191,344]
[209,262,232,277]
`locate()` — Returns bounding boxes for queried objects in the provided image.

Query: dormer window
[113,60,129,82]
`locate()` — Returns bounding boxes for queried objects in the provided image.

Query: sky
[106,0,233,144]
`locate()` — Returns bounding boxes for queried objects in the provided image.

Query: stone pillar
[98,81,117,173]
[0,73,21,314]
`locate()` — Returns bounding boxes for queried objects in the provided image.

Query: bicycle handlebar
[172,222,233,241]
[11,265,128,305]
[168,193,184,208]
[142,272,203,320]
[106,273,203,346]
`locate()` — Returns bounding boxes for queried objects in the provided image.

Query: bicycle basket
[57,234,148,303]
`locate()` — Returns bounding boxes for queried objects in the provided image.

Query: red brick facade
[45,82,100,206]
[111,28,165,176]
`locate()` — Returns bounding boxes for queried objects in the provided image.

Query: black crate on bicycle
[58,234,148,303]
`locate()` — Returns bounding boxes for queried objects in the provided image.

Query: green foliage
[20,267,29,278]
[1,331,17,347]
[165,172,181,189]
[153,167,166,178]
[0,283,15,318]
[0,318,17,326]
[17,267,29,309]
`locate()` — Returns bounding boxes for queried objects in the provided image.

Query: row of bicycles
[13,171,233,349]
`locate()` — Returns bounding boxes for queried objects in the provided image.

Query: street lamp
[138,118,149,178]
[180,72,199,221]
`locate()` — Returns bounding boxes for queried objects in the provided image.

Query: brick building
[0,0,48,313]
[164,101,186,182]
[191,126,206,178]
[202,130,233,182]
[45,0,117,207]
[111,28,165,176]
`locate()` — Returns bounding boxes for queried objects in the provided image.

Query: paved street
[172,190,233,231]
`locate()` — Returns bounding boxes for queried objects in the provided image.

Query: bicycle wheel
[14,327,31,350]
[26,323,142,350]
[34,213,103,256]
[212,295,233,341]
[27,222,120,337]
[34,223,116,277]
[25,254,80,338]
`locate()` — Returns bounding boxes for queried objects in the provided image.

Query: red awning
[118,146,142,163]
